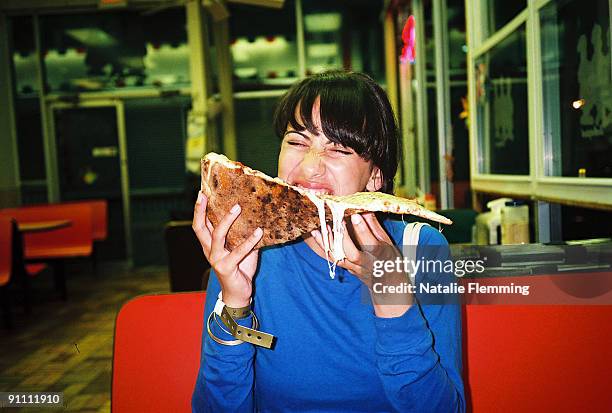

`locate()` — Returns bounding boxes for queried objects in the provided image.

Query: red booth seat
[0,217,13,287]
[112,293,205,412]
[1,217,47,328]
[0,217,47,283]
[112,293,612,413]
[1,204,93,260]
[62,199,108,242]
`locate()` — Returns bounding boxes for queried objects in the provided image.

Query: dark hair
[273,70,400,194]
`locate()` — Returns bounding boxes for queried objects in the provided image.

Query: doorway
[48,100,132,261]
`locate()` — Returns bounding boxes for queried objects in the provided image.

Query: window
[40,8,188,93]
[541,0,611,178]
[229,1,298,91]
[480,0,526,39]
[302,0,384,82]
[475,26,529,175]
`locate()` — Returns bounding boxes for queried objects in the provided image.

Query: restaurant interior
[0,0,611,412]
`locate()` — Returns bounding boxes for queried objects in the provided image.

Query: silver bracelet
[206,311,257,346]
[218,306,274,349]
[213,311,259,336]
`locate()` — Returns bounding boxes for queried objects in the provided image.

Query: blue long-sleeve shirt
[192,219,465,412]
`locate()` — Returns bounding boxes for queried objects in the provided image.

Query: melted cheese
[327,199,348,262]
[304,192,330,253]
[303,193,350,279]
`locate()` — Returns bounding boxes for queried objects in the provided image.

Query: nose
[300,148,326,178]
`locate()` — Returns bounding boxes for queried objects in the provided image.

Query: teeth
[295,185,330,195]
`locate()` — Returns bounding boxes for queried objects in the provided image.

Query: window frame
[466,0,612,209]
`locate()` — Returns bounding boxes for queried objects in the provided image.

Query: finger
[337,257,369,279]
[192,191,212,250]
[312,228,337,262]
[225,227,264,269]
[350,214,379,246]
[211,204,241,259]
[362,212,392,243]
[311,230,325,251]
[326,225,339,261]
[341,221,363,265]
[205,217,214,234]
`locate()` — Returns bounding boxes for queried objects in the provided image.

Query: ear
[366,167,383,192]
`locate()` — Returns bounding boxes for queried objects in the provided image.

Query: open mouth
[293,184,333,196]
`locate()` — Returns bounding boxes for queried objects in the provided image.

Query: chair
[0,203,94,300]
[0,217,47,328]
[463,304,612,412]
[164,221,210,292]
[0,204,93,260]
[112,292,206,413]
[61,199,108,274]
[111,292,612,412]
[0,217,15,328]
[8,199,108,242]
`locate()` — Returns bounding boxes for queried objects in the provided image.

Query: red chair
[62,199,107,242]
[0,217,12,289]
[0,217,47,328]
[0,204,93,260]
[112,292,206,413]
[0,217,15,328]
[61,200,108,274]
[463,304,612,412]
[0,203,93,300]
[111,293,612,412]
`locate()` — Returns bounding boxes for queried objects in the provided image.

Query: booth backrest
[0,203,93,259]
[165,221,211,292]
[112,292,206,413]
[0,217,14,287]
[11,199,108,241]
[63,200,108,241]
[111,293,612,413]
[463,304,612,412]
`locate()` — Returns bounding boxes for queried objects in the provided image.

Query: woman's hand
[192,191,263,308]
[311,212,413,318]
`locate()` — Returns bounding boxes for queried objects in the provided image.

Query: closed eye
[287,141,308,147]
[331,148,353,155]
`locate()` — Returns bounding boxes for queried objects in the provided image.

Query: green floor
[0,262,170,412]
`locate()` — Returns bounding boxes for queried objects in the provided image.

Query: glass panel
[229,1,298,91]
[475,25,529,175]
[206,13,220,95]
[11,16,38,96]
[125,97,191,191]
[15,97,46,181]
[53,106,126,259]
[424,1,436,82]
[302,0,385,83]
[235,97,281,176]
[541,0,611,178]
[40,8,188,93]
[448,0,468,81]
[481,0,526,39]
[424,0,467,82]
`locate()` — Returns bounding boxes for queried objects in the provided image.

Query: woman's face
[278,99,382,196]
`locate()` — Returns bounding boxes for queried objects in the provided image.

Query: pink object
[401,15,416,64]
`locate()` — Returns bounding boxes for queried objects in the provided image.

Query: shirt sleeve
[374,225,466,413]
[191,270,256,413]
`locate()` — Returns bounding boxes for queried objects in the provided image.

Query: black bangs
[273,71,400,194]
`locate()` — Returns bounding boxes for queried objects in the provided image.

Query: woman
[192,71,465,412]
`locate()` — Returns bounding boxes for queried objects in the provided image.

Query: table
[17,220,72,233]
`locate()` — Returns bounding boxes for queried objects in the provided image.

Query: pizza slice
[201,153,452,261]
